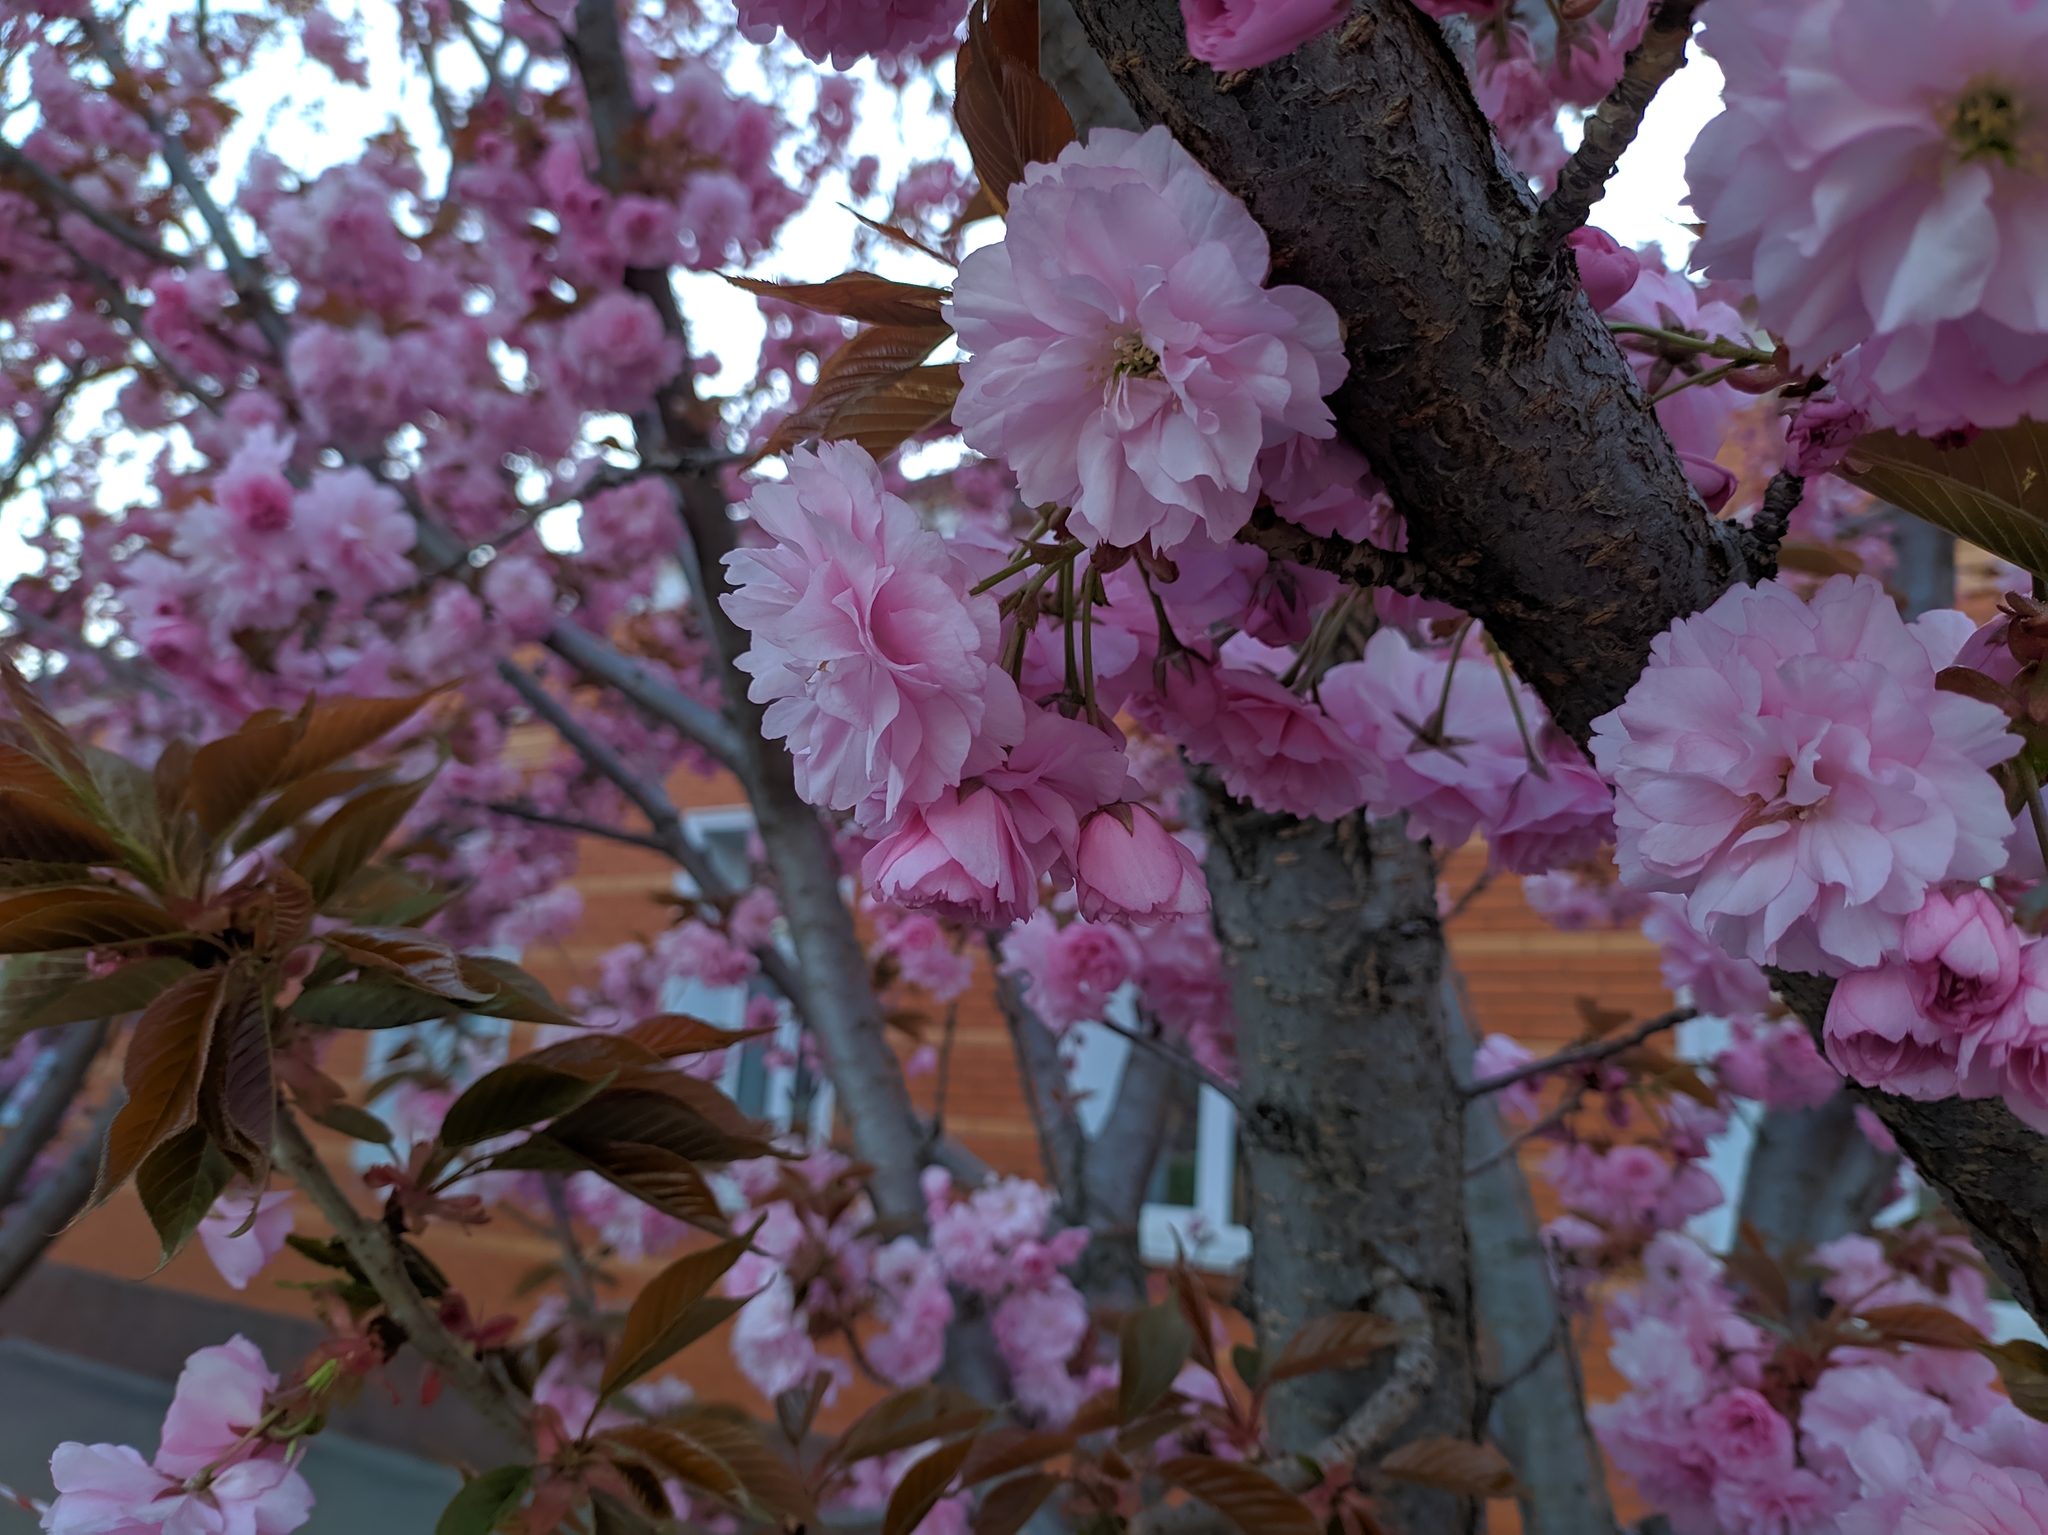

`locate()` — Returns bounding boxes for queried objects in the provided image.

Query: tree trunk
[1737,1093,1897,1266]
[1447,976,1619,1535]
[1201,795,1476,1532]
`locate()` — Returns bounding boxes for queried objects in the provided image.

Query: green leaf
[16,955,193,1035]
[1118,1298,1193,1424]
[831,1386,992,1468]
[458,955,573,1025]
[438,1063,611,1149]
[134,1124,233,1264]
[292,777,432,905]
[288,979,457,1031]
[314,1102,394,1144]
[1841,421,2048,577]
[882,1432,977,1535]
[434,1465,531,1535]
[1155,1458,1321,1533]
[600,1235,753,1398]
[1230,1344,1263,1386]
[0,951,91,1047]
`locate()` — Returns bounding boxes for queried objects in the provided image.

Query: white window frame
[1066,989,1250,1272]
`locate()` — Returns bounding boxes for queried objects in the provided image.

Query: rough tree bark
[1201,794,1475,1530]
[1066,0,2048,1323]
[1447,976,1619,1535]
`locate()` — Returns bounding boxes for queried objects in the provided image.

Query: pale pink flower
[978,707,1131,887]
[578,477,675,569]
[1826,960,1971,1099]
[1001,911,1143,1033]
[1073,807,1208,923]
[1256,432,1402,547]
[197,1186,295,1291]
[735,0,969,69]
[1642,895,1776,1018]
[157,1338,277,1476]
[1180,0,1346,71]
[1693,1387,1795,1479]
[949,126,1345,552]
[1713,1015,1841,1111]
[1688,0,2048,433]
[1607,256,1753,472]
[993,1281,1093,1423]
[724,442,1019,825]
[1472,1032,1541,1118]
[864,1236,953,1386]
[552,291,681,412]
[872,911,974,1001]
[1522,870,1652,932]
[1135,912,1238,1078]
[862,786,1037,926]
[1590,576,2017,975]
[481,553,558,640]
[292,468,416,605]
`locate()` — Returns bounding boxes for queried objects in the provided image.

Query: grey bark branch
[1529,0,1704,255]
[1065,0,2048,1323]
[1736,1091,1897,1272]
[0,1089,121,1300]
[1448,975,1619,1535]
[544,616,746,773]
[0,1019,109,1211]
[1201,792,1477,1532]
[273,1111,531,1450]
[1462,1006,1691,1098]
[0,136,193,268]
[568,0,933,1227]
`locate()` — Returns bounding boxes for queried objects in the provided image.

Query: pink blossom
[1256,432,1402,547]
[1785,397,1872,478]
[863,786,1037,926]
[292,468,417,605]
[552,292,682,412]
[950,126,1345,552]
[1073,806,1208,923]
[578,477,675,569]
[1522,870,1651,932]
[978,707,1131,887]
[1865,1446,2048,1535]
[735,0,970,69]
[1001,911,1143,1033]
[481,553,558,640]
[1642,895,1775,1018]
[993,1281,1093,1423]
[1694,1387,1795,1478]
[196,1187,295,1291]
[1472,1032,1541,1118]
[1470,27,1569,187]
[1688,0,2048,434]
[873,912,974,1001]
[1179,0,1346,72]
[728,887,781,950]
[1135,912,1238,1077]
[654,919,759,989]
[1569,225,1640,314]
[1590,576,2017,975]
[1607,256,1753,473]
[864,1236,954,1385]
[1826,961,1971,1099]
[157,1338,276,1476]
[1713,1016,1841,1111]
[299,9,367,85]
[724,442,1018,825]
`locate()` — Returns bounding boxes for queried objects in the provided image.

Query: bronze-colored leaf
[274,690,439,783]
[324,927,491,1002]
[233,767,384,854]
[17,955,195,1035]
[291,777,432,905]
[882,1432,978,1535]
[758,324,952,460]
[522,1035,669,1078]
[550,1085,778,1164]
[819,364,962,461]
[135,1123,234,1264]
[624,1014,776,1057]
[1977,1337,2048,1422]
[190,716,303,840]
[457,955,574,1024]
[1840,420,2048,578]
[971,1473,1059,1535]
[101,967,229,1198]
[1154,1457,1321,1534]
[961,1429,1077,1488]
[0,741,79,802]
[1856,1303,1986,1352]
[657,1412,818,1526]
[1377,1436,1521,1499]
[601,1235,753,1398]
[0,885,179,954]
[0,661,89,783]
[953,0,1075,213]
[831,1386,992,1468]
[288,978,458,1031]
[727,272,948,329]
[1171,1264,1220,1377]
[1265,1311,1401,1385]
[556,1139,731,1232]
[0,788,127,865]
[438,1063,611,1148]
[603,1425,745,1505]
[1119,1297,1194,1423]
[200,977,274,1178]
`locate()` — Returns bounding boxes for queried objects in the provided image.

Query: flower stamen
[1952,76,2027,167]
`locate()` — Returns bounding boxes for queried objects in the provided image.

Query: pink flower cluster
[1689,0,2048,433]
[1826,886,2048,1131]
[949,127,1346,553]
[1592,1229,2048,1535]
[45,1337,314,1535]
[1591,575,2016,976]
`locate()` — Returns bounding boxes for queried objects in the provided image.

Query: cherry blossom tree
[5,0,2048,1530]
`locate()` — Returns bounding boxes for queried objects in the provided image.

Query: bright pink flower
[723,442,1019,826]
[1785,396,1873,478]
[1693,1387,1795,1477]
[736,0,969,68]
[552,292,682,412]
[862,786,1037,927]
[1590,576,2017,975]
[1179,0,1346,72]
[1073,806,1208,923]
[157,1337,277,1477]
[949,126,1346,552]
[1001,911,1143,1033]
[1825,961,1972,1098]
[1907,888,2026,1047]
[1486,739,1617,876]
[292,467,416,604]
[979,707,1131,885]
[197,1186,295,1291]
[1569,225,1640,314]
[1688,0,2048,434]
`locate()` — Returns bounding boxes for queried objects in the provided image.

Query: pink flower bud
[1072,805,1208,923]
[1568,225,1640,314]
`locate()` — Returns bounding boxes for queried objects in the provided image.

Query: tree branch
[0,136,193,268]
[543,617,745,773]
[480,798,678,858]
[1089,1011,1242,1113]
[0,1089,121,1300]
[272,1110,531,1450]
[1460,1007,1690,1099]
[1236,504,1429,595]
[1528,0,1706,255]
[0,1019,109,1210]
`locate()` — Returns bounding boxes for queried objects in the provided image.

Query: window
[1066,991,1249,1271]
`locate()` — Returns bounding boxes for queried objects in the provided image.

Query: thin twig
[929,1002,960,1143]
[1460,1007,1693,1099]
[273,1110,531,1449]
[1444,867,1495,923]
[1529,0,1706,255]
[1480,1327,1559,1410]
[0,136,192,268]
[0,370,88,509]
[541,1173,601,1317]
[480,798,677,858]
[1464,1082,1585,1176]
[1237,502,1429,597]
[1090,1013,1243,1113]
